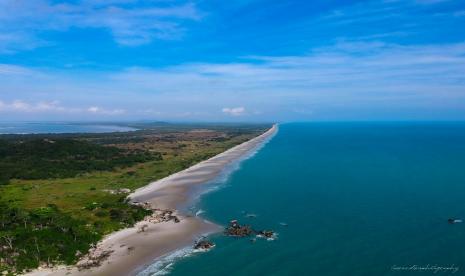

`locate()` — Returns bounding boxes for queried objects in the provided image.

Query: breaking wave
[195,209,205,217]
[136,247,194,276]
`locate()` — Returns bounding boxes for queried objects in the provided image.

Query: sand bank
[27,124,277,276]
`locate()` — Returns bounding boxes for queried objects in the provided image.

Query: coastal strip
[28,124,277,276]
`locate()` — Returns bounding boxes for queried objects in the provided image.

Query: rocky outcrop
[225,220,254,237]
[145,208,180,224]
[76,248,113,270]
[225,220,276,240]
[194,240,215,250]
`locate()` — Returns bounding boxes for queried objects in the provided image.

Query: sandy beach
[28,124,277,276]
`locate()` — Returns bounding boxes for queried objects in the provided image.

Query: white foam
[192,244,216,253]
[195,126,278,196]
[195,209,205,217]
[137,241,218,276]
[256,232,279,241]
[131,124,278,201]
[186,127,277,214]
[137,246,194,276]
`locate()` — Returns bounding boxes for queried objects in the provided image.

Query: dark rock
[448,218,463,224]
[194,240,215,250]
[225,220,254,237]
[257,230,274,238]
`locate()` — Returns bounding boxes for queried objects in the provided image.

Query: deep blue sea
[0,122,136,134]
[143,122,465,276]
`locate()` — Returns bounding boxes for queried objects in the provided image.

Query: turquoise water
[154,122,465,276]
[0,122,136,134]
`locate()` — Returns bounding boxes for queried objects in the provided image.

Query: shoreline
[27,124,278,276]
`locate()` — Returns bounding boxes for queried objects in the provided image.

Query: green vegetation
[0,123,270,274]
[0,203,100,273]
[0,139,159,185]
[0,201,149,274]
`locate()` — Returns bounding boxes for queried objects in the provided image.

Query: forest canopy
[0,139,161,185]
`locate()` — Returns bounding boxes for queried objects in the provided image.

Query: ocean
[142,122,465,276]
[0,122,136,134]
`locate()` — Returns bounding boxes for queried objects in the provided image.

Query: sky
[1,0,465,122]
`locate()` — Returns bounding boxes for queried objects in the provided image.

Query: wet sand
[27,124,277,276]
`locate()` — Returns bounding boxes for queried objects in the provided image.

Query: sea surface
[0,122,136,134]
[144,122,465,276]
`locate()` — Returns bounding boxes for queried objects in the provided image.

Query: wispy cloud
[1,41,465,120]
[110,41,465,100]
[0,100,67,113]
[0,64,38,76]
[0,0,201,52]
[414,0,451,5]
[0,99,125,116]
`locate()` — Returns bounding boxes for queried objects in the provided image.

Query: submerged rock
[257,230,275,239]
[448,218,463,224]
[245,213,257,218]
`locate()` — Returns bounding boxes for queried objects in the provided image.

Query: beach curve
[27,124,277,276]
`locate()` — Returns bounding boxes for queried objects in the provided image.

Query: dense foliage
[0,203,98,273]
[0,200,151,274]
[0,139,161,185]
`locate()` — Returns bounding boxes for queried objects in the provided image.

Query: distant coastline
[0,122,137,134]
[27,124,277,276]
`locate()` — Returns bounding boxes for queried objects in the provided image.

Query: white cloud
[87,106,100,113]
[0,100,66,112]
[222,107,246,116]
[0,100,125,116]
[0,0,201,52]
[87,106,125,115]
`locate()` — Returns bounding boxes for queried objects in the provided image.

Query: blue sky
[1,0,465,121]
